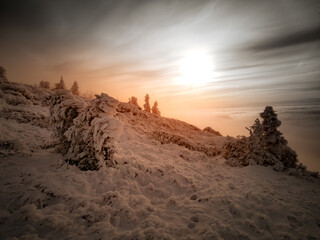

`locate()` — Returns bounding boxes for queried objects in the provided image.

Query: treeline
[39,77,161,116]
[39,76,79,95]
[128,94,161,116]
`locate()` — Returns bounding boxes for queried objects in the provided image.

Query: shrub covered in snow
[153,130,219,157]
[286,163,319,180]
[49,91,122,170]
[223,136,249,167]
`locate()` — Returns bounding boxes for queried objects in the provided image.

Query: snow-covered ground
[0,79,320,240]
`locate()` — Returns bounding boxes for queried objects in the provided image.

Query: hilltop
[0,78,319,240]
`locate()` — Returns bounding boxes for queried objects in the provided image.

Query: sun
[178,49,214,86]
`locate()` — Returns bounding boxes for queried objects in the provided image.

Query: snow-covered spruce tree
[245,119,264,165]
[224,107,298,171]
[70,81,79,95]
[54,76,66,90]
[260,106,284,157]
[0,66,7,81]
[246,118,279,167]
[49,91,122,170]
[143,94,151,112]
[152,101,161,116]
[39,80,50,89]
[260,106,298,169]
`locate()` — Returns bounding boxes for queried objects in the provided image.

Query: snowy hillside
[0,78,320,240]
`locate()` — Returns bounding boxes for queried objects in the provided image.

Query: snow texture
[1,79,320,240]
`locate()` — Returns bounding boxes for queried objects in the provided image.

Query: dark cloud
[0,0,49,30]
[0,0,117,31]
[249,26,320,52]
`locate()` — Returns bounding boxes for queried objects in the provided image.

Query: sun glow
[178,50,214,86]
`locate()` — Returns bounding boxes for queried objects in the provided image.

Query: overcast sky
[1,0,320,170]
[0,0,319,109]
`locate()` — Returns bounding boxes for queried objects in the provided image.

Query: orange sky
[1,0,320,170]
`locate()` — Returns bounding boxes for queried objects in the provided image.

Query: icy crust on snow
[49,91,224,170]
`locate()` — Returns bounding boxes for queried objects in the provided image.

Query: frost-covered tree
[152,101,161,116]
[247,118,263,151]
[247,107,298,169]
[224,106,298,171]
[246,118,278,166]
[260,106,286,157]
[70,81,79,95]
[0,66,7,81]
[55,76,66,90]
[281,145,298,169]
[39,80,50,89]
[128,96,139,106]
[258,106,297,168]
[143,94,151,112]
